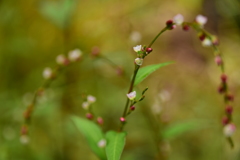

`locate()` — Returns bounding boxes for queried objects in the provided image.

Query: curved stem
[148,27,168,48]
[186,21,234,147]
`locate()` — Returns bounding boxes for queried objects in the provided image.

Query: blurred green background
[1,0,240,159]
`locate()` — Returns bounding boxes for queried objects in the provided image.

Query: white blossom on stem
[82,102,90,110]
[223,123,236,137]
[202,38,212,47]
[87,95,96,103]
[127,91,136,100]
[43,67,53,79]
[20,135,30,144]
[56,54,68,65]
[133,45,142,53]
[135,58,143,66]
[196,15,207,26]
[173,14,184,25]
[68,49,82,62]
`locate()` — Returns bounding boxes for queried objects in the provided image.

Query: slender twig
[119,27,169,131]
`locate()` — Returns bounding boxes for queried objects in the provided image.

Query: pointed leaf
[105,131,127,160]
[134,62,173,86]
[40,0,76,28]
[71,116,106,160]
[162,120,207,140]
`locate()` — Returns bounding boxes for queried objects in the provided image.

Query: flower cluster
[20,125,29,144]
[23,48,83,144]
[81,95,104,125]
[132,45,153,66]
[169,14,236,139]
[82,95,96,110]
[43,49,82,80]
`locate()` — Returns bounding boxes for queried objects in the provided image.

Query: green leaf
[71,116,106,160]
[105,131,127,160]
[134,62,173,86]
[162,120,207,140]
[40,0,76,28]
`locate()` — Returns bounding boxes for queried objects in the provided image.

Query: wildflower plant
[22,13,236,160]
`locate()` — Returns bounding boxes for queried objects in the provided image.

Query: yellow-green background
[1,0,240,159]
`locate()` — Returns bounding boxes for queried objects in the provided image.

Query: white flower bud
[87,95,96,103]
[43,67,53,79]
[196,15,207,26]
[202,38,212,47]
[56,54,68,65]
[223,123,236,137]
[127,91,136,100]
[20,135,30,144]
[135,58,143,66]
[68,49,82,62]
[98,139,106,148]
[82,102,90,110]
[133,45,142,53]
[173,14,184,25]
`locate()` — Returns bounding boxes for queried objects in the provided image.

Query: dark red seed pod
[222,116,229,125]
[225,94,234,101]
[183,25,190,31]
[86,113,93,120]
[215,56,222,66]
[169,25,176,30]
[97,117,104,125]
[225,106,233,114]
[218,85,225,94]
[199,34,205,41]
[221,74,227,83]
[166,20,173,26]
[146,48,153,53]
[130,106,135,111]
[120,117,125,122]
[21,125,28,135]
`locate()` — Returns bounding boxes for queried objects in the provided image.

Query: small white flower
[223,123,236,137]
[133,45,142,52]
[135,58,143,66]
[82,102,89,110]
[173,14,184,25]
[127,91,136,100]
[68,49,82,62]
[130,31,142,43]
[202,38,212,47]
[56,54,68,65]
[98,139,106,148]
[20,135,30,144]
[196,15,207,26]
[87,95,96,103]
[43,67,53,79]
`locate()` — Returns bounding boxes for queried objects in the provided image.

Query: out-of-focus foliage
[1,0,240,160]
[71,116,106,159]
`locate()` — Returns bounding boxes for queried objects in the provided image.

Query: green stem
[123,65,140,116]
[148,27,168,48]
[119,27,169,132]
